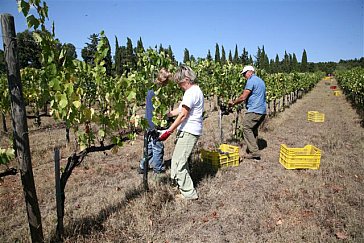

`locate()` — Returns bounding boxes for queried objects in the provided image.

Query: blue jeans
[139,138,165,173]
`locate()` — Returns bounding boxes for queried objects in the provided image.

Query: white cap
[241,65,255,74]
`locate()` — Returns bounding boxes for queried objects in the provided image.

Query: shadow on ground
[49,186,147,242]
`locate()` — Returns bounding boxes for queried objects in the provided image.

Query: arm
[159,105,189,141]
[168,105,190,132]
[229,89,251,106]
[167,107,180,117]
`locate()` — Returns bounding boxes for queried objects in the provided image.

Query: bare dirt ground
[1,78,363,242]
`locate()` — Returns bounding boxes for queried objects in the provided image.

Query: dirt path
[152,79,364,242]
[1,79,363,242]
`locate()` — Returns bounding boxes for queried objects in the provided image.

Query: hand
[158,129,172,141]
[228,100,234,107]
[166,116,175,125]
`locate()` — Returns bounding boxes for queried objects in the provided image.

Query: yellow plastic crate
[201,144,240,168]
[334,90,341,96]
[279,144,321,170]
[307,111,325,122]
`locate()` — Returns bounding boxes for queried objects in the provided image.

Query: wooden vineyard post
[143,131,149,191]
[1,14,44,242]
[233,109,240,139]
[54,147,64,240]
[2,111,7,132]
[218,108,223,144]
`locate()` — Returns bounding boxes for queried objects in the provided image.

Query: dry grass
[1,79,363,242]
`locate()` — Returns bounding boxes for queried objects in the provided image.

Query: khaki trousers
[242,112,266,156]
[171,131,199,199]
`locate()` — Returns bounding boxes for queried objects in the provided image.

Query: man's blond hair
[155,68,172,85]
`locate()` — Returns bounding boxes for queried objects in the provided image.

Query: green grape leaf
[26,15,39,29]
[18,0,30,17]
[49,78,60,90]
[98,129,105,138]
[73,100,81,109]
[127,91,136,101]
[59,94,68,109]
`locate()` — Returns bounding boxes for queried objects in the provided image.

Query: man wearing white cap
[228,65,266,160]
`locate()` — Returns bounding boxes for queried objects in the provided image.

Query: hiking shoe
[175,194,198,201]
[170,178,178,187]
[243,154,261,160]
[175,194,184,200]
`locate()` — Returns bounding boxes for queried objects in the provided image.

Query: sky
[0,0,363,63]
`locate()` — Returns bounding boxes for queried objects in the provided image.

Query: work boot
[243,154,261,160]
[175,193,198,201]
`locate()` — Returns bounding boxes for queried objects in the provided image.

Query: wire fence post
[54,147,64,241]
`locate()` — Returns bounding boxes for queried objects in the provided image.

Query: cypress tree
[289,53,293,72]
[126,37,136,71]
[215,43,220,63]
[292,53,298,71]
[102,36,112,76]
[249,55,253,65]
[275,54,280,73]
[114,36,121,75]
[183,48,190,63]
[241,48,249,65]
[269,58,275,73]
[221,45,226,64]
[206,50,212,61]
[233,44,239,64]
[260,45,269,71]
[228,50,233,63]
[283,51,290,73]
[301,49,308,72]
[255,46,262,68]
[119,46,128,74]
[136,37,145,54]
[265,54,270,72]
[167,45,176,64]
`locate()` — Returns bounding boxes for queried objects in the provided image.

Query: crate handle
[217,149,229,155]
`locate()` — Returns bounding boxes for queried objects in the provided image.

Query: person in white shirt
[159,65,204,200]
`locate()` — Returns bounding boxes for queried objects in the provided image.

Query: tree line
[0,29,363,76]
